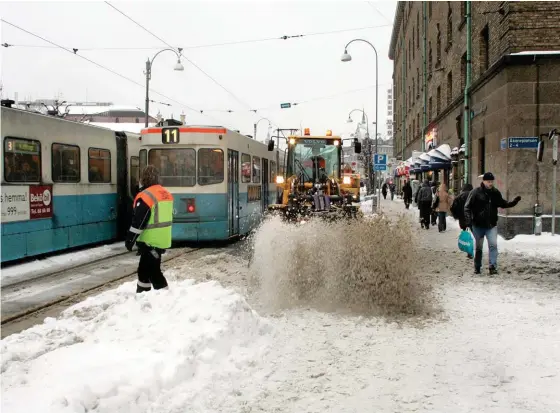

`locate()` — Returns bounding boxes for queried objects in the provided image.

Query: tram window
[139,149,147,173]
[88,147,111,183]
[198,148,224,186]
[130,156,140,191]
[270,161,276,183]
[148,148,195,187]
[3,137,41,183]
[252,156,261,183]
[52,143,80,183]
[241,153,251,183]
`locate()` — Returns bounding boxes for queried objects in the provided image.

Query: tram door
[262,158,269,211]
[227,149,240,236]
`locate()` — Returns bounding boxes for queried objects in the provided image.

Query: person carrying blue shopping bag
[464,172,521,275]
[458,229,475,256]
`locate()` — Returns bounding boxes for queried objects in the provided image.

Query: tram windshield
[286,139,341,184]
[148,148,196,187]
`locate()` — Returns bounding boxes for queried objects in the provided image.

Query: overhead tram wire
[1,23,391,52]
[104,1,285,129]
[0,19,228,126]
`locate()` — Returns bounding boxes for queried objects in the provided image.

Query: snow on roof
[63,104,144,115]
[87,122,154,134]
[510,51,560,56]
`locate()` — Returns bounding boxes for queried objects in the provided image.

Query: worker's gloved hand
[125,239,134,252]
[514,196,521,203]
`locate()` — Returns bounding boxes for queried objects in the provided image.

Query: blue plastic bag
[458,230,474,256]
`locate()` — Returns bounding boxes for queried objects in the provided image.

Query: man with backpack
[415,180,433,229]
[464,172,521,275]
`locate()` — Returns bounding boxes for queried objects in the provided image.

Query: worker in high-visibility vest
[125,165,174,293]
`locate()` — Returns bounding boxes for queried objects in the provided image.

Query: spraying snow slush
[249,213,437,317]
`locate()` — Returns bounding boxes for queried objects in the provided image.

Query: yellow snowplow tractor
[267,129,362,222]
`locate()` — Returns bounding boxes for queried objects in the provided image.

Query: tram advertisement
[1,185,53,223]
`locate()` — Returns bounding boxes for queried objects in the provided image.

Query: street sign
[374,154,387,165]
[508,137,539,149]
[374,164,387,171]
[280,103,291,109]
[500,138,507,151]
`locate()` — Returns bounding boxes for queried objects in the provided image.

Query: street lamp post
[341,39,379,203]
[253,117,272,142]
[145,48,184,127]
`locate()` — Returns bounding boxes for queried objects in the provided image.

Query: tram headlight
[289,138,296,145]
[276,175,285,184]
[342,176,351,185]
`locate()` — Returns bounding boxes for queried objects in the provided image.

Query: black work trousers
[419,202,431,229]
[137,248,168,293]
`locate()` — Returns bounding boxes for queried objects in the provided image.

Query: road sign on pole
[280,103,291,109]
[374,154,387,171]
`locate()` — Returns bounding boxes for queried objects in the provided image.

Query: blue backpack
[458,230,474,256]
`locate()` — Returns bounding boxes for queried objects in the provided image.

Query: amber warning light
[304,128,310,136]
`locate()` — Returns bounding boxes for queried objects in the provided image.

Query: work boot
[474,268,481,275]
[489,266,498,275]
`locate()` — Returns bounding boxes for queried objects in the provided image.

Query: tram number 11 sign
[162,127,180,144]
[1,185,53,223]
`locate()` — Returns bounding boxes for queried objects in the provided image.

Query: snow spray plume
[249,214,435,316]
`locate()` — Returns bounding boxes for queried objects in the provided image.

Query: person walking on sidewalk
[402,180,413,209]
[464,172,521,275]
[415,180,433,229]
[430,182,438,227]
[125,165,174,293]
[450,183,474,258]
[435,183,451,232]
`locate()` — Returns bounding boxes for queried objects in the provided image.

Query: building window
[428,97,432,122]
[416,68,420,97]
[478,137,486,175]
[428,1,432,18]
[417,113,420,136]
[417,12,420,49]
[447,2,453,48]
[461,52,467,90]
[88,147,111,183]
[412,78,415,105]
[148,148,195,187]
[447,71,453,105]
[436,86,441,115]
[241,153,251,183]
[428,42,433,78]
[436,24,442,67]
[198,148,224,186]
[480,25,489,74]
[412,119,416,140]
[3,137,41,182]
[412,31,415,60]
[52,143,80,183]
[460,1,467,28]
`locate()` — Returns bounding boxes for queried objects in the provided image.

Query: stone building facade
[389,1,560,236]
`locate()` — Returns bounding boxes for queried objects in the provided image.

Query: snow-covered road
[2,197,559,412]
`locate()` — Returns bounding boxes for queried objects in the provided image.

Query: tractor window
[287,140,341,184]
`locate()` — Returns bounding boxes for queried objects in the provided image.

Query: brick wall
[391,1,560,159]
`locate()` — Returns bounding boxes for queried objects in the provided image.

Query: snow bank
[1,242,126,286]
[1,277,272,412]
[499,232,560,261]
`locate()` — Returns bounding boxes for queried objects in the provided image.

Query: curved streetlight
[253,117,272,142]
[145,48,184,127]
[341,38,379,199]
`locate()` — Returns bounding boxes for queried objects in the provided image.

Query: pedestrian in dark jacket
[430,182,438,226]
[415,180,433,229]
[382,183,388,199]
[402,181,413,209]
[464,172,521,275]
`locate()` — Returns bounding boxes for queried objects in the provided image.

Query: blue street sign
[374,164,387,171]
[508,137,538,149]
[374,154,387,165]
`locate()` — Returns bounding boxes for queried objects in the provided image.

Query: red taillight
[186,198,195,213]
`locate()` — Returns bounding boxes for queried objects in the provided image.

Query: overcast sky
[1,1,397,140]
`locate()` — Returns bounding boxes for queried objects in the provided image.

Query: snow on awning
[510,51,560,56]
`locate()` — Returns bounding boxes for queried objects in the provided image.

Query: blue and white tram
[139,124,280,241]
[1,105,141,263]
